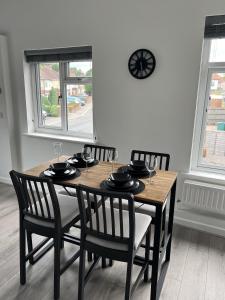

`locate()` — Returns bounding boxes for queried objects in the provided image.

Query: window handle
[58,94,62,104]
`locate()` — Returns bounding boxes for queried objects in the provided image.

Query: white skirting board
[0,176,12,185]
[174,207,225,238]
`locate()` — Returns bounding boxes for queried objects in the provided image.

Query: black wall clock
[128,49,156,79]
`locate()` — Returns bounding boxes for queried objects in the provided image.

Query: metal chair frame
[76,185,151,300]
[84,143,116,161]
[130,150,170,251]
[10,170,81,300]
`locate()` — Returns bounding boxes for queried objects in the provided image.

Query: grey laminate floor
[0,182,225,300]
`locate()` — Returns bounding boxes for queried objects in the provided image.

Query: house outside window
[25,46,94,141]
[191,15,225,174]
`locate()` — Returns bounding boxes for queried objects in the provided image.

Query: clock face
[128,49,156,79]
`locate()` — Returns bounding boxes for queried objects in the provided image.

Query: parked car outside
[67,96,85,106]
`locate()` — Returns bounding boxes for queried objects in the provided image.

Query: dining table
[25,155,177,300]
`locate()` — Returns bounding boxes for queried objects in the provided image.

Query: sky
[70,61,92,72]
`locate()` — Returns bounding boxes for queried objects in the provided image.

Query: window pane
[200,72,225,167]
[68,61,92,77]
[39,63,62,128]
[66,84,93,136]
[209,39,225,62]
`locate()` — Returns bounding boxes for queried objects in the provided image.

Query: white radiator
[181,180,225,214]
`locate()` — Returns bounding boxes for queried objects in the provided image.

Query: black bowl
[50,162,70,174]
[110,173,132,186]
[73,152,83,161]
[130,160,146,170]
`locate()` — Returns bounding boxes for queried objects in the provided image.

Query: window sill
[23,132,96,145]
[184,170,225,184]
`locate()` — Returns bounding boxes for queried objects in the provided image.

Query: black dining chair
[76,185,152,300]
[59,144,116,198]
[84,143,116,161]
[130,150,170,268]
[9,170,81,300]
[58,144,116,265]
[130,150,170,216]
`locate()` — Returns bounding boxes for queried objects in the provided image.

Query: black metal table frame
[134,179,177,300]
[57,178,177,300]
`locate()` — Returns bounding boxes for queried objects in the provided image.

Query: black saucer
[100,179,145,195]
[118,165,156,179]
[40,166,80,180]
[106,178,135,189]
[66,157,99,168]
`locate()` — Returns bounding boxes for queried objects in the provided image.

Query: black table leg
[150,179,177,300]
[166,179,177,261]
[150,203,162,300]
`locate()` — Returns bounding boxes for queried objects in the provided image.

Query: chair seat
[136,196,169,217]
[112,199,143,210]
[136,204,156,217]
[58,188,102,204]
[24,194,80,228]
[86,207,152,251]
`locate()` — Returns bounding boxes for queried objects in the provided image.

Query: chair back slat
[27,180,39,215]
[118,198,124,238]
[103,149,106,161]
[110,197,116,236]
[159,156,163,169]
[9,170,61,227]
[22,180,33,214]
[40,181,52,219]
[86,192,93,230]
[77,185,135,248]
[101,195,107,234]
[131,150,170,171]
[34,181,45,217]
[93,194,100,232]
[94,147,97,160]
[84,144,116,162]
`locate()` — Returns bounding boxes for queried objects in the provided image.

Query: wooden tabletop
[25,156,177,205]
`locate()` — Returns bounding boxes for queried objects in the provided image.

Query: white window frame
[31,59,94,141]
[191,38,225,174]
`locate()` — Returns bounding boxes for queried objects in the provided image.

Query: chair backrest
[84,144,116,162]
[10,170,61,228]
[77,185,135,249]
[131,150,170,171]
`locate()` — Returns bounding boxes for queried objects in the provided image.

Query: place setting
[66,147,99,170]
[118,156,158,183]
[100,172,145,194]
[100,151,145,194]
[40,142,80,180]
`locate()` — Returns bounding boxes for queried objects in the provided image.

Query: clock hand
[140,60,143,72]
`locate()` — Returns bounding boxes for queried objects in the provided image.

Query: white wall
[0,36,14,182]
[0,1,223,168]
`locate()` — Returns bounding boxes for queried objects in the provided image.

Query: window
[25,46,94,140]
[192,15,225,173]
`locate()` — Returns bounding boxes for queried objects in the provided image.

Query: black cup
[50,162,70,174]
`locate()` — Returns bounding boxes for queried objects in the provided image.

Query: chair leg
[87,252,93,262]
[109,259,113,267]
[54,237,61,300]
[102,257,107,268]
[144,226,151,282]
[60,237,64,249]
[20,225,26,285]
[125,257,134,300]
[78,248,86,300]
[27,232,34,265]
[161,207,166,247]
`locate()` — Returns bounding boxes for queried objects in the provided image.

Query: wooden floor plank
[204,235,225,300]
[177,229,209,300]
